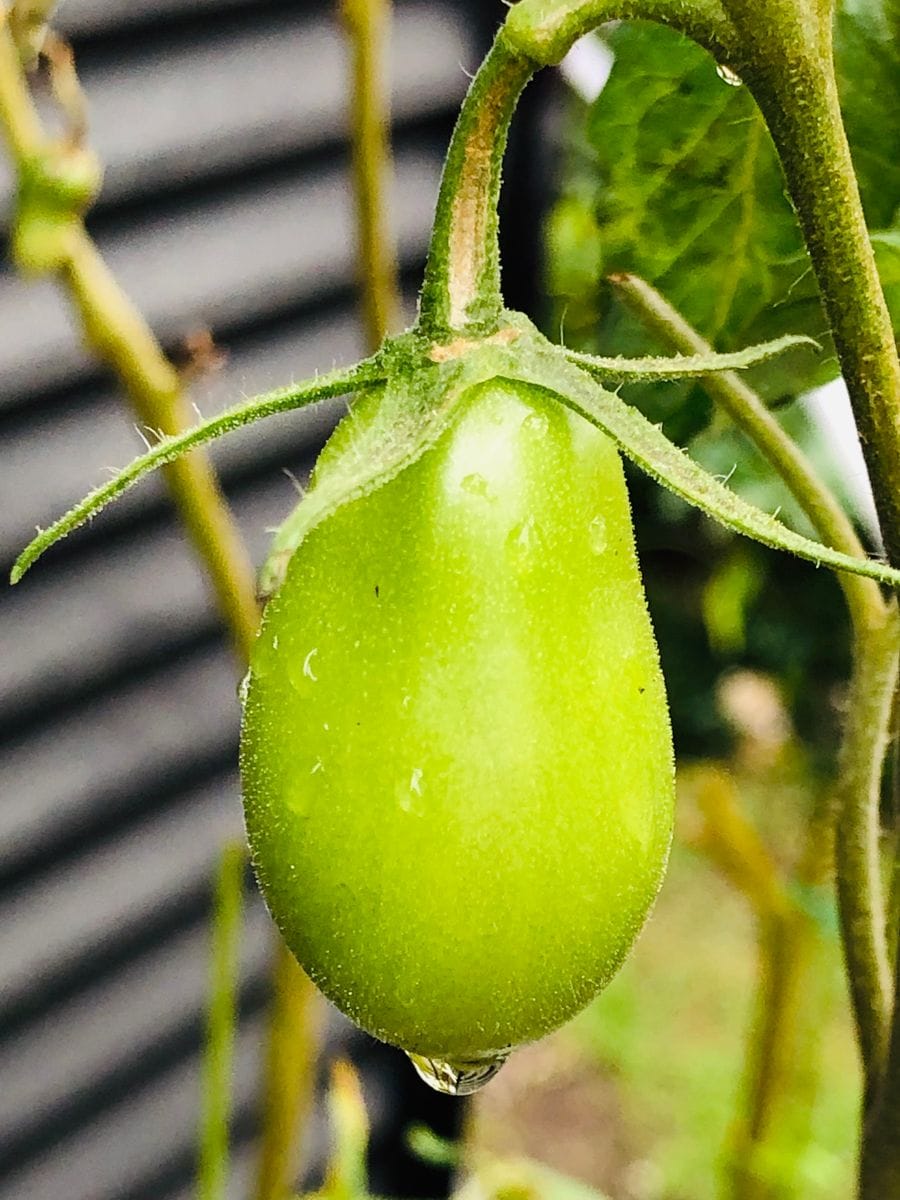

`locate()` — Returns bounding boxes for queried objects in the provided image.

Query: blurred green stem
[0,13,260,661]
[322,1061,371,1200]
[340,0,400,348]
[692,766,822,1200]
[198,843,246,1200]
[254,946,321,1200]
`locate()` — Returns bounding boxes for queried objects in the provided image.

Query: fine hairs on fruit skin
[240,378,675,1063]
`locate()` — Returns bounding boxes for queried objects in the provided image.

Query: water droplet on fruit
[407,1050,510,1095]
[506,517,544,568]
[461,472,492,500]
[398,767,425,814]
[715,62,742,86]
[310,759,324,775]
[303,648,319,681]
[521,411,549,436]
[588,514,607,554]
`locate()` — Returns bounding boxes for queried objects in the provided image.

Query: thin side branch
[340,0,401,347]
[197,843,246,1200]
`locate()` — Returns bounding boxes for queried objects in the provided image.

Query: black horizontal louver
[0,3,504,1197]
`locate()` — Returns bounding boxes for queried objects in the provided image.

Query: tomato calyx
[259,321,539,595]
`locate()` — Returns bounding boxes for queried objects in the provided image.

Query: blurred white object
[800,379,882,548]
[559,34,614,102]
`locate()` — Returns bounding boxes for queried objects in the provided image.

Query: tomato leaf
[10,359,384,584]
[504,336,900,590]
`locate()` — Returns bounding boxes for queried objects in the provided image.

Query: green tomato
[240,377,674,1080]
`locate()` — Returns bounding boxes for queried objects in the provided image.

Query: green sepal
[492,323,900,590]
[10,358,384,584]
[258,326,533,595]
[566,333,817,382]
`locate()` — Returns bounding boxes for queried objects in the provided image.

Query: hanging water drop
[407,1049,510,1096]
[715,62,742,86]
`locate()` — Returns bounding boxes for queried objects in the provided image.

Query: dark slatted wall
[0,3,497,1196]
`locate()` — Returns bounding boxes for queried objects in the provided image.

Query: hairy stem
[419,36,533,336]
[862,927,900,1195]
[340,0,400,348]
[725,12,900,568]
[835,612,900,1088]
[615,274,899,1094]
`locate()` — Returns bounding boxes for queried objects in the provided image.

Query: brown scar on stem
[428,327,521,363]
[446,70,516,328]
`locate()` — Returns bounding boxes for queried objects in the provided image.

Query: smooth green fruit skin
[241,378,674,1062]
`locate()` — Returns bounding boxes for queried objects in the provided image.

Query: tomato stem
[419,34,533,337]
[723,5,900,571]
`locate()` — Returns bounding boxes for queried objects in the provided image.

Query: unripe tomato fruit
[241,377,674,1070]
